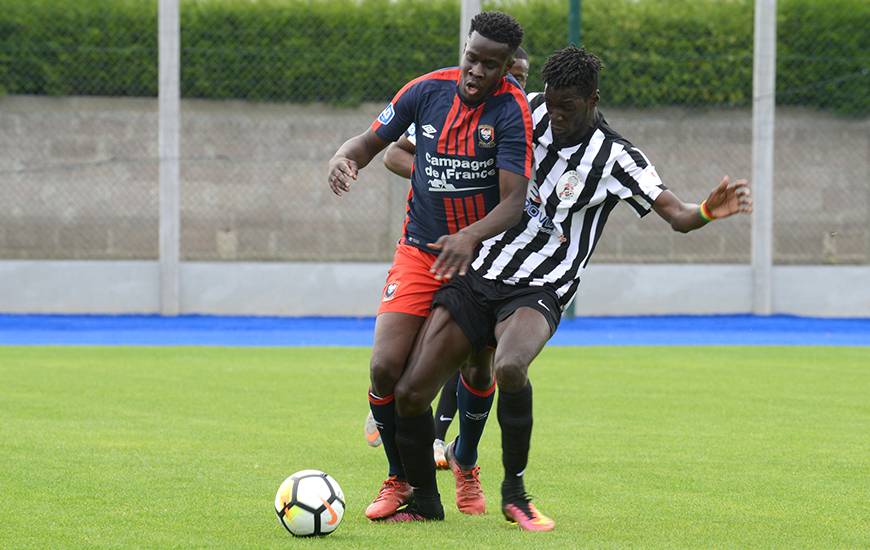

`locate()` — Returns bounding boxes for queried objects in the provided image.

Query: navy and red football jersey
[371,68,532,252]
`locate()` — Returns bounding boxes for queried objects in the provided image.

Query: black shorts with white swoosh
[432,270,561,352]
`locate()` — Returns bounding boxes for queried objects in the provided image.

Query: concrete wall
[2,260,868,317]
[1,95,868,263]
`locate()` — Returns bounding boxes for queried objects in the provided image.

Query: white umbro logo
[421,124,437,139]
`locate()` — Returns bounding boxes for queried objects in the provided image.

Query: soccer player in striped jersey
[327,11,533,521]
[389,46,752,528]
[375,46,532,472]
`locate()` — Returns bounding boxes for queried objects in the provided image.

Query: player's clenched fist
[327,157,358,196]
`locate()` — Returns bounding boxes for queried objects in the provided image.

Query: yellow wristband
[699,200,715,223]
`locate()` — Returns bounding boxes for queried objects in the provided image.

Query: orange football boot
[364,476,412,519]
[445,440,485,514]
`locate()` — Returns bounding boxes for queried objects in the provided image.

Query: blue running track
[0,314,868,346]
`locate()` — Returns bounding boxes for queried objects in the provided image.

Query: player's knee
[369,356,404,396]
[460,362,492,391]
[393,378,428,417]
[494,357,529,393]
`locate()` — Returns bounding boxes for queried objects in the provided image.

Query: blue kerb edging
[0,314,868,346]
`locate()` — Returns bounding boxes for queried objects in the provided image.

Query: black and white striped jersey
[471,92,667,309]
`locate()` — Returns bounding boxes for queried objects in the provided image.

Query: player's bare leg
[388,306,475,521]
[493,307,556,531]
[364,312,425,520]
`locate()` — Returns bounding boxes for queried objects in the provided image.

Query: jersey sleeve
[605,144,668,218]
[494,91,533,179]
[405,123,417,146]
[370,80,422,143]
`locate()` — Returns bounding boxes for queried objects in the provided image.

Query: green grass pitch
[1,346,868,549]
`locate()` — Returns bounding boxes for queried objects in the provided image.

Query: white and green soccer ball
[274,470,345,537]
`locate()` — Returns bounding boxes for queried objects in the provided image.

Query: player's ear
[590,89,600,107]
[502,57,514,77]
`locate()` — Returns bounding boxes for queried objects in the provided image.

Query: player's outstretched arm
[652,176,752,233]
[427,169,527,280]
[383,136,416,180]
[328,129,388,196]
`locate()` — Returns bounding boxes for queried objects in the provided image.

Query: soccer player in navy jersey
[376,46,532,472]
[327,11,533,521]
[388,46,752,528]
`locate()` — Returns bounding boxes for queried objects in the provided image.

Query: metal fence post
[460,0,481,62]
[159,0,180,315]
[569,0,582,45]
[751,0,776,315]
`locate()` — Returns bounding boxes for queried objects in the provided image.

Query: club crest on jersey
[378,103,395,125]
[478,125,495,148]
[383,281,400,302]
[557,170,581,201]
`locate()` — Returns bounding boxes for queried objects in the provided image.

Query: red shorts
[377,243,443,317]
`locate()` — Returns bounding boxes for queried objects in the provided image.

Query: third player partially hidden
[385,46,752,530]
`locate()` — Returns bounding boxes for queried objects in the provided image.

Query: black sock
[369,390,404,479]
[497,382,533,500]
[406,491,445,520]
[433,372,460,441]
[395,408,440,499]
[501,477,526,503]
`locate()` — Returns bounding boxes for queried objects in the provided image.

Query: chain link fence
[773,3,870,264]
[0,0,158,259]
[1,0,867,264]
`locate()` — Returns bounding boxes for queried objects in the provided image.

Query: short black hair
[514,46,528,61]
[541,46,602,97]
[469,11,524,53]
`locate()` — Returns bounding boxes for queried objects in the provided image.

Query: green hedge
[0,0,157,96]
[0,0,866,113]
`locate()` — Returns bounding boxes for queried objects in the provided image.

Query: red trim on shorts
[368,390,394,405]
[460,375,496,398]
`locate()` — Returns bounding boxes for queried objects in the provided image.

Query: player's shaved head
[469,11,524,53]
